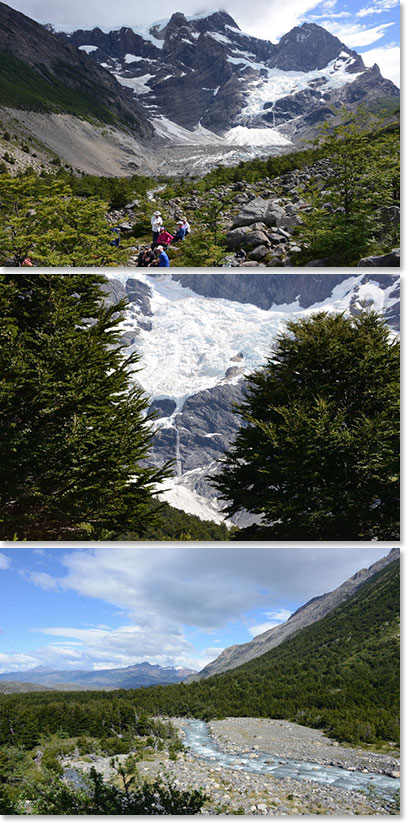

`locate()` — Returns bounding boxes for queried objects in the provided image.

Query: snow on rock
[152,116,223,144]
[158,477,228,524]
[224,126,293,146]
[109,273,398,408]
[238,59,363,121]
[115,73,154,94]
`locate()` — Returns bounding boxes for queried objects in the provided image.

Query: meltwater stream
[183,721,399,801]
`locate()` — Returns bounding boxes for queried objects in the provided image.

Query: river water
[183,720,399,801]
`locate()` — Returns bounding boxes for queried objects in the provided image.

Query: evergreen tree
[0,174,130,266]
[294,108,400,264]
[0,274,170,539]
[213,311,399,540]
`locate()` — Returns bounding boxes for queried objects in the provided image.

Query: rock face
[186,548,400,681]
[56,11,399,147]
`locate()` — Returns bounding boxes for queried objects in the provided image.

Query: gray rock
[249,244,270,260]
[226,226,252,249]
[357,248,400,267]
[244,230,270,248]
[232,198,270,227]
[264,202,286,226]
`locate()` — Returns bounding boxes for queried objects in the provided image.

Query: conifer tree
[213,311,399,540]
[0,274,169,539]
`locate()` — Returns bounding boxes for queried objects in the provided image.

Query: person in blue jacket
[170,221,187,244]
[156,245,170,267]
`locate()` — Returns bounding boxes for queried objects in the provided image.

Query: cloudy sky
[6,0,400,84]
[0,546,391,674]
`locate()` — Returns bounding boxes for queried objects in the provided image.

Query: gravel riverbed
[63,718,400,815]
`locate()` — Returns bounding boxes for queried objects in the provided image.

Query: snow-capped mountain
[57,12,399,154]
[102,273,400,525]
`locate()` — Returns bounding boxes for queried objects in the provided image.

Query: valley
[0,551,400,815]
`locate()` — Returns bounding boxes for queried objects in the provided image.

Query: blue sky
[0,547,391,674]
[7,0,400,84]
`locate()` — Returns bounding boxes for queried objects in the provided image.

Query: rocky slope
[102,273,399,523]
[186,548,399,681]
[0,1,158,174]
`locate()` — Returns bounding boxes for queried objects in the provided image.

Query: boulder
[244,230,270,248]
[276,214,302,229]
[358,248,400,267]
[249,244,269,260]
[231,197,270,227]
[226,226,252,249]
[264,202,286,226]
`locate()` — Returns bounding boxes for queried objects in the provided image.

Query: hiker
[181,216,191,234]
[157,228,174,247]
[156,245,170,267]
[109,227,120,247]
[151,211,163,246]
[170,221,187,244]
[137,246,156,267]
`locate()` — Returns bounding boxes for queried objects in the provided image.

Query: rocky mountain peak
[192,10,240,32]
[271,21,363,72]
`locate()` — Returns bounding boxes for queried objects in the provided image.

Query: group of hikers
[135,210,191,268]
[151,211,191,247]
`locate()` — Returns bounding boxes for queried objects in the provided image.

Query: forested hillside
[0,560,399,749]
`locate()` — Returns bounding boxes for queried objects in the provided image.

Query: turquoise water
[183,720,400,800]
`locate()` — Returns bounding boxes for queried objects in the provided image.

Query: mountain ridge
[186,547,399,680]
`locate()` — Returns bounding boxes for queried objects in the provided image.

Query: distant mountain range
[0,3,399,174]
[0,661,196,690]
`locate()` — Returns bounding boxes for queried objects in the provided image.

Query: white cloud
[0,553,11,570]
[5,547,391,672]
[23,571,61,590]
[320,18,395,46]
[360,43,400,84]
[357,0,399,16]
[248,608,293,637]
[3,0,343,42]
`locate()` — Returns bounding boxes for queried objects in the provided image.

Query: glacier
[106,273,399,524]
